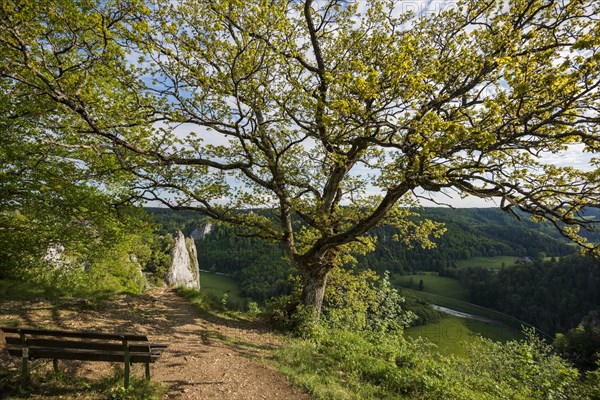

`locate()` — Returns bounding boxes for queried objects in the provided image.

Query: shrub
[272,326,585,400]
[269,268,414,337]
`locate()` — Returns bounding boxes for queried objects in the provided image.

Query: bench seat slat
[7,347,161,363]
[1,327,147,341]
[4,337,165,353]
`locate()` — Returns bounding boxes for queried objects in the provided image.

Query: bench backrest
[1,327,148,341]
[1,327,163,363]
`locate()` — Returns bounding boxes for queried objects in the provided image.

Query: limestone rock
[201,223,213,238]
[165,230,200,289]
[190,227,202,240]
[190,223,213,240]
[43,243,65,267]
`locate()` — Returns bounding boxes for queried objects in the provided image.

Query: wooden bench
[1,327,167,388]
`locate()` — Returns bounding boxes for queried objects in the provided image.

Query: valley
[149,207,598,335]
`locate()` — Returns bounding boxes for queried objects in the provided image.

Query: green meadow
[396,273,527,355]
[456,256,519,269]
[395,273,469,300]
[403,289,524,326]
[199,271,246,309]
[405,316,523,356]
[454,255,560,269]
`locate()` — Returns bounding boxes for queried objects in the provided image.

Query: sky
[399,0,597,206]
[427,144,597,208]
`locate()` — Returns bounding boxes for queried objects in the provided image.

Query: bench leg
[21,354,29,385]
[124,361,130,389]
[145,363,150,381]
[53,358,59,375]
[19,331,29,386]
[122,339,130,389]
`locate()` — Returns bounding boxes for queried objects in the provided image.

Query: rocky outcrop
[202,223,213,238]
[190,227,202,240]
[190,223,213,240]
[43,243,66,267]
[165,230,200,289]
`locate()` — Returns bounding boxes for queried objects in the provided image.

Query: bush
[269,268,414,336]
[554,324,600,371]
[272,326,586,400]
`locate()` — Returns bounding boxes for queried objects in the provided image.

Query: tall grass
[270,326,592,400]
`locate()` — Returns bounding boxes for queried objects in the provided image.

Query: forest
[149,207,599,336]
[457,255,600,335]
[148,206,600,383]
[148,207,573,289]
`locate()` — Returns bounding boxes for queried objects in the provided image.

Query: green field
[456,256,519,269]
[405,316,522,356]
[395,273,468,301]
[396,273,529,355]
[199,272,246,309]
[400,286,539,334]
[394,273,537,333]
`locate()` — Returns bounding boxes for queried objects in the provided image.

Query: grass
[400,288,541,333]
[268,323,585,400]
[0,279,117,311]
[394,274,530,353]
[0,279,50,301]
[270,328,419,400]
[199,272,246,309]
[456,256,568,269]
[177,287,262,329]
[405,316,522,357]
[394,273,538,333]
[456,256,519,269]
[0,362,166,400]
[394,273,469,301]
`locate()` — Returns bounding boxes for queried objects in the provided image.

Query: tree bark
[299,265,330,318]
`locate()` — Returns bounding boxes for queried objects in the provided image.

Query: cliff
[165,230,200,289]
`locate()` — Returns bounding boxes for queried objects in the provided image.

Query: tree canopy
[1,0,599,313]
[0,12,153,291]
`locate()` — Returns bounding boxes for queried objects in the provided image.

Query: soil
[0,288,310,400]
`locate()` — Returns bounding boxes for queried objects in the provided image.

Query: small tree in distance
[1,0,599,316]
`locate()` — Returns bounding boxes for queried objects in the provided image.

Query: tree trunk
[299,266,330,318]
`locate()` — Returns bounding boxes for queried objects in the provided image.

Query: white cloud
[539,144,595,171]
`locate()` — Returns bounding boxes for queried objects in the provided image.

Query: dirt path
[0,288,310,400]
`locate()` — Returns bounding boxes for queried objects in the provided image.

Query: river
[431,305,501,324]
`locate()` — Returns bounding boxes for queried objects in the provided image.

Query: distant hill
[146,206,597,332]
[146,207,576,276]
[146,208,209,237]
[358,208,576,274]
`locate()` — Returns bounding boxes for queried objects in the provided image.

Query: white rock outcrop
[43,243,66,267]
[190,223,213,240]
[189,227,202,240]
[201,223,213,238]
[165,230,200,289]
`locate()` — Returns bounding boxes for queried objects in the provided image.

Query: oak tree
[1,0,599,314]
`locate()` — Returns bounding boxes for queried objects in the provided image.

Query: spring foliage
[1,0,599,312]
[274,326,599,399]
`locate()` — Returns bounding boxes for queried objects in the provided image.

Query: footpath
[0,288,310,400]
